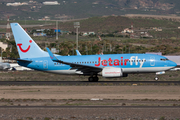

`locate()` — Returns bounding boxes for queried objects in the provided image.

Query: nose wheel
[154,77,159,81]
[154,75,159,81]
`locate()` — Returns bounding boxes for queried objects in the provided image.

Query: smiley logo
[17,40,32,53]
[50,56,54,59]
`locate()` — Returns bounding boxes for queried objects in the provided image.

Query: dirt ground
[0,85,180,120]
[0,108,180,120]
[0,71,180,120]
[0,86,180,100]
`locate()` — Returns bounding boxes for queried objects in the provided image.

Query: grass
[0,70,180,84]
[0,98,179,107]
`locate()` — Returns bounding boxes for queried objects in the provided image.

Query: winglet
[46,47,59,61]
[76,50,81,55]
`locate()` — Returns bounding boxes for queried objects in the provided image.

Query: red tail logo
[50,56,54,59]
[17,40,32,53]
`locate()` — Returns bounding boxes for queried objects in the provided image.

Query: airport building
[0,42,8,51]
[43,1,60,5]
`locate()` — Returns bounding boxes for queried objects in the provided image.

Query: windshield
[160,58,169,61]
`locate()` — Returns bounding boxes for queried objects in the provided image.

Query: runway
[0,81,179,85]
[0,106,179,120]
[0,105,179,108]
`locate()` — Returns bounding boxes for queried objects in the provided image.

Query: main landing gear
[88,75,99,82]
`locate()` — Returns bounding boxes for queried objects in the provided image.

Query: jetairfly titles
[95,56,145,68]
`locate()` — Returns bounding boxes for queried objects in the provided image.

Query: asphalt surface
[0,81,179,85]
[0,106,179,108]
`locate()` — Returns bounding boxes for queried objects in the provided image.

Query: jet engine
[102,67,123,78]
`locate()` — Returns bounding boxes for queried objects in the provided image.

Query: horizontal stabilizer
[10,58,32,63]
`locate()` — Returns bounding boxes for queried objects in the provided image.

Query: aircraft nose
[169,61,177,68]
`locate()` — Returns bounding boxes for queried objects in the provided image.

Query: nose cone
[169,60,177,68]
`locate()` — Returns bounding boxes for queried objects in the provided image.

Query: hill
[1,0,180,20]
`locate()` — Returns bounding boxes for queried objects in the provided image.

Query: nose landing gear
[155,71,165,81]
[154,76,159,81]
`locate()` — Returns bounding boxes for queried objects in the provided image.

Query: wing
[46,48,102,74]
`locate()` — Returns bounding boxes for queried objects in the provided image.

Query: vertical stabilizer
[11,23,48,59]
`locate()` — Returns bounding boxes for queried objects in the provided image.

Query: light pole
[107,43,112,52]
[74,22,80,50]
[56,20,58,40]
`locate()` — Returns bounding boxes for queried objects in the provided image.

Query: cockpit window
[160,58,168,61]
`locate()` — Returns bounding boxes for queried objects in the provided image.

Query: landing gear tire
[154,77,159,81]
[88,77,94,82]
[88,77,99,82]
[94,77,99,82]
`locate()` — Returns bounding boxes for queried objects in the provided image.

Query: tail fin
[10,23,48,59]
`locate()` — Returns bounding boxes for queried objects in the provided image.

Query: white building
[6,2,28,6]
[43,1,60,5]
[121,28,134,33]
[82,31,95,36]
[0,42,8,51]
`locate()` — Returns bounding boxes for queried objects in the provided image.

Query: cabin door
[150,56,155,66]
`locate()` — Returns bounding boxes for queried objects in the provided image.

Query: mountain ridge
[0,0,180,20]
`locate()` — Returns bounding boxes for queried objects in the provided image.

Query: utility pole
[107,43,112,52]
[6,16,11,40]
[74,22,80,50]
[56,21,58,40]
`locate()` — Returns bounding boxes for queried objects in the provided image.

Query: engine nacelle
[102,67,123,78]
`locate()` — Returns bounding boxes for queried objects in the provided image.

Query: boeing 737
[10,23,177,82]
[0,62,10,70]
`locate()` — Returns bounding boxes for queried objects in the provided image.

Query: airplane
[10,23,177,82]
[0,62,10,70]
